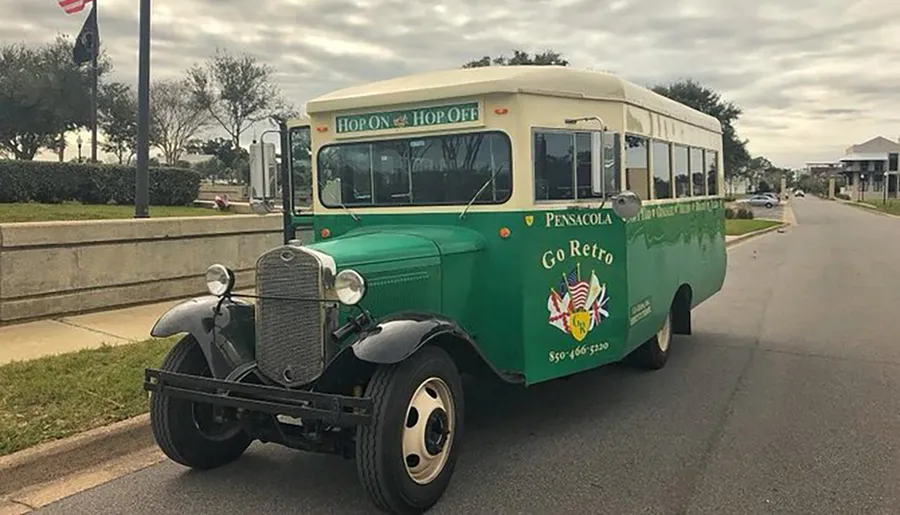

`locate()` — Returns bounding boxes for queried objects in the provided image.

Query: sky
[5,0,900,169]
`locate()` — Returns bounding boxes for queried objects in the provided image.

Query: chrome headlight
[334,269,366,305]
[205,264,235,296]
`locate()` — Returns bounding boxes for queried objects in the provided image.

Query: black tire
[149,334,252,470]
[627,309,672,370]
[765,202,773,208]
[356,346,464,514]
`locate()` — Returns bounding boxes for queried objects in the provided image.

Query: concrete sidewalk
[0,299,184,366]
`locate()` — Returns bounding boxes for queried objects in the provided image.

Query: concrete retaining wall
[0,215,312,323]
[197,183,249,201]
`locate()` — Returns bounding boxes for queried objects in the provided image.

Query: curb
[725,221,787,247]
[0,413,153,496]
[836,198,900,218]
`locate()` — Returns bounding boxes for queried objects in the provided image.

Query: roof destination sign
[335,102,480,134]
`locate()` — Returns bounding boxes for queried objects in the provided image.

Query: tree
[186,48,296,149]
[463,49,569,68]
[650,79,751,186]
[0,36,110,159]
[98,81,137,164]
[184,137,249,183]
[149,78,210,165]
[745,156,773,191]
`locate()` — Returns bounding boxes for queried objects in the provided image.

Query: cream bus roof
[305,65,722,133]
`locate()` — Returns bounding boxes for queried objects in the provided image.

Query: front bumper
[144,368,372,427]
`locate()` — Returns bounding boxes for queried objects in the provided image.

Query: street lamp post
[860,174,866,202]
[884,171,888,205]
[76,134,83,163]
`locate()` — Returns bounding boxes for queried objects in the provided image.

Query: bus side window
[673,145,690,198]
[652,140,673,200]
[625,135,650,201]
[690,147,706,196]
[534,131,575,200]
[706,149,719,196]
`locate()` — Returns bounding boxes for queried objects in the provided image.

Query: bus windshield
[317,131,512,208]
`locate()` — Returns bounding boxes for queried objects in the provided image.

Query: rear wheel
[149,335,252,470]
[628,309,672,370]
[356,346,464,514]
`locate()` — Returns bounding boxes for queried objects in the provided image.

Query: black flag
[73,4,98,65]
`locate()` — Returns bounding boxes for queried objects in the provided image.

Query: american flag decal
[547,265,610,339]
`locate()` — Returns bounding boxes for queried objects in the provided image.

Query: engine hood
[306,225,487,268]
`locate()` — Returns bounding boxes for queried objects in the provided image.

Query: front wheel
[356,346,464,514]
[149,335,252,470]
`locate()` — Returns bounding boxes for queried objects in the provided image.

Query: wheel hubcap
[191,402,242,442]
[403,377,455,485]
[658,313,672,352]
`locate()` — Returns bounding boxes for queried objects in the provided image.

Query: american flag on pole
[58,0,94,15]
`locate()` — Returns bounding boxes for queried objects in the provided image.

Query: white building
[837,136,900,200]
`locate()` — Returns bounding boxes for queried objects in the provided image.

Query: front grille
[255,245,325,386]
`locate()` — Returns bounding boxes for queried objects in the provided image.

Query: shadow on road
[130,334,727,513]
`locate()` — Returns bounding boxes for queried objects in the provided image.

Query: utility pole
[134,0,150,218]
[90,0,98,162]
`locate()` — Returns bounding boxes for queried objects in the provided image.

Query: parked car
[745,194,779,208]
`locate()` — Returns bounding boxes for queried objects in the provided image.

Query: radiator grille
[255,245,324,386]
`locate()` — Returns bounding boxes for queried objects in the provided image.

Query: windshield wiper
[321,184,360,222]
[459,175,494,220]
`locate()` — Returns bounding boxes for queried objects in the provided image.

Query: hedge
[0,160,200,206]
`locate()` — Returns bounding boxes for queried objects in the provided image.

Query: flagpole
[134,0,150,217]
[90,0,98,162]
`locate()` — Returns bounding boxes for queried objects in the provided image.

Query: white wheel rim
[402,377,455,485]
[658,313,672,352]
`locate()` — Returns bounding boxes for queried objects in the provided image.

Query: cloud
[6,0,900,168]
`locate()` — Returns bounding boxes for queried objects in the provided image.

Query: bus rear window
[317,131,512,207]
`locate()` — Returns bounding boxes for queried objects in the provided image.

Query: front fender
[151,295,256,379]
[350,312,521,383]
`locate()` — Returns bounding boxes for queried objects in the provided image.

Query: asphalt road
[36,197,900,515]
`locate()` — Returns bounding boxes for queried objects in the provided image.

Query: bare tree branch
[186,48,296,148]
[149,78,210,165]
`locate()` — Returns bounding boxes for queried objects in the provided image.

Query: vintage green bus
[144,65,726,514]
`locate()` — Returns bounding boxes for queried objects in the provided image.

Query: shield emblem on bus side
[524,215,534,227]
[569,311,592,342]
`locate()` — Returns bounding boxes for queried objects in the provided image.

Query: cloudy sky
[5,0,900,168]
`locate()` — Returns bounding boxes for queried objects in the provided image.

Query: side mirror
[249,140,278,214]
[611,190,642,219]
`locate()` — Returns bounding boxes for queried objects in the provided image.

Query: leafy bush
[724,207,735,219]
[0,160,200,206]
[735,207,754,219]
[835,193,851,201]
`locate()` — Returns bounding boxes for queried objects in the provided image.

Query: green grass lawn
[859,199,900,216]
[726,219,782,236]
[0,337,176,457]
[0,202,233,223]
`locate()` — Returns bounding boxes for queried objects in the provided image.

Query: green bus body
[279,66,727,386]
[287,199,724,385]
